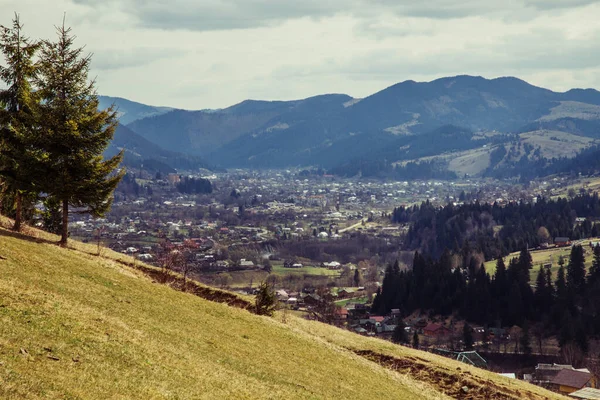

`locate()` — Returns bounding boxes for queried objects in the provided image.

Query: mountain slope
[207,76,600,168]
[107,124,212,171]
[127,94,353,158]
[0,226,565,399]
[99,95,176,125]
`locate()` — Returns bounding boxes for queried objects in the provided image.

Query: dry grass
[0,221,567,399]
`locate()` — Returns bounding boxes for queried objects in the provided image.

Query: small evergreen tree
[392,321,409,344]
[463,323,474,350]
[36,20,123,245]
[589,245,600,285]
[353,268,361,287]
[520,322,532,356]
[567,245,586,298]
[412,330,420,349]
[255,281,277,316]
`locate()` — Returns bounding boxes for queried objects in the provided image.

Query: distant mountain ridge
[105,75,600,175]
[99,95,177,125]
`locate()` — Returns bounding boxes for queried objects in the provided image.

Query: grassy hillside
[484,238,598,281]
[0,224,566,399]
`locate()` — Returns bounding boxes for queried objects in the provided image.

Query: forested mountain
[109,75,600,176]
[128,94,353,160]
[106,124,213,173]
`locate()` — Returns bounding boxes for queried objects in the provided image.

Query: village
[61,169,600,398]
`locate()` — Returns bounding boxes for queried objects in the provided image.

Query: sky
[1,0,600,110]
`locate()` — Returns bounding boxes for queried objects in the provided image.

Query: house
[569,387,600,399]
[323,261,341,270]
[347,303,369,319]
[334,307,348,324]
[551,369,597,395]
[239,259,255,268]
[337,288,355,299]
[302,293,322,307]
[376,323,397,335]
[275,289,289,301]
[554,237,572,247]
[534,364,575,385]
[423,323,452,337]
[369,316,386,324]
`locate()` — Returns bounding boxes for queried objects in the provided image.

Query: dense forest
[176,176,213,194]
[393,193,600,259]
[372,245,600,358]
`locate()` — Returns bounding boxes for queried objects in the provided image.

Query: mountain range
[103,75,600,177]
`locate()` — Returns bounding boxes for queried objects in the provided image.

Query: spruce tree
[463,323,474,350]
[534,265,549,316]
[0,14,41,231]
[392,320,409,344]
[412,330,419,349]
[36,21,123,245]
[567,245,586,300]
[589,244,600,285]
[520,321,532,356]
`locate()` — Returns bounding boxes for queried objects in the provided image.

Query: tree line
[372,244,600,358]
[0,15,122,245]
[176,176,213,195]
[393,193,600,259]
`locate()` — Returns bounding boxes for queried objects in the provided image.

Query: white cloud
[1,0,599,109]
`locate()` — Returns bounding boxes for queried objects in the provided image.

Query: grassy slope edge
[0,225,565,399]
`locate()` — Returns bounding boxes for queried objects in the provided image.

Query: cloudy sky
[2,0,600,109]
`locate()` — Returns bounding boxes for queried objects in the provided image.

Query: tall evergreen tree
[517,248,533,285]
[36,21,123,245]
[589,244,600,285]
[0,14,41,231]
[520,321,532,356]
[463,323,474,350]
[556,265,567,303]
[567,245,586,300]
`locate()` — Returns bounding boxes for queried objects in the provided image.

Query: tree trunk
[60,199,68,246]
[12,192,22,231]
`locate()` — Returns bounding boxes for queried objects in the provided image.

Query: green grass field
[484,240,597,282]
[0,222,566,399]
[335,296,370,307]
[271,264,341,277]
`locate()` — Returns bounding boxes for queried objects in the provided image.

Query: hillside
[106,124,213,172]
[0,225,565,399]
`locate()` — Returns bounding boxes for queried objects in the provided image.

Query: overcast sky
[2,0,600,109]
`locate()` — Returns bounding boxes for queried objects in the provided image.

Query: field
[0,222,567,399]
[271,264,341,277]
[484,239,597,281]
